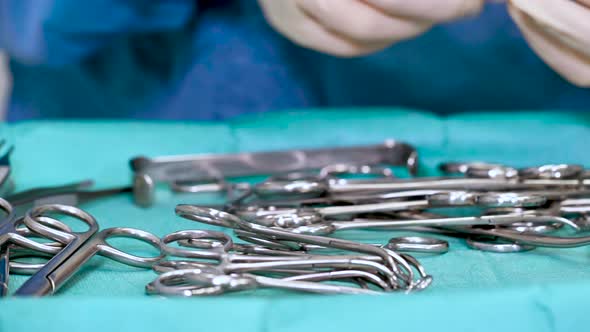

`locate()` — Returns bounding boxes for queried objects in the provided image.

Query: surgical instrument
[152,228,443,295]
[174,205,432,290]
[15,204,165,296]
[234,191,550,229]
[180,234,450,255]
[160,229,399,288]
[273,213,577,236]
[147,266,381,296]
[130,140,418,207]
[440,162,585,180]
[0,198,75,296]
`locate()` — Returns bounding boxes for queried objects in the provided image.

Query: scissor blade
[14,233,95,296]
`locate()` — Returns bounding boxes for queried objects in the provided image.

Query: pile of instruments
[2,139,590,296]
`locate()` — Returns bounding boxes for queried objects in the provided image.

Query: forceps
[184,231,450,255]
[130,140,418,207]
[147,266,381,296]
[175,205,432,290]
[159,230,398,290]
[14,204,165,296]
[153,259,394,291]
[292,164,590,195]
[282,212,578,236]
[480,197,590,225]
[326,176,590,194]
[235,191,550,229]
[154,229,437,294]
[251,177,582,199]
[453,226,590,249]
[390,210,590,251]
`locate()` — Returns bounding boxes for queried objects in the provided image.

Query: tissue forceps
[14,204,165,296]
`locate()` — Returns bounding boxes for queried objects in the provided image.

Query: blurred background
[0,51,9,119]
[0,1,588,122]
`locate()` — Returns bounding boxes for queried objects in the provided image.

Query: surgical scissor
[14,204,165,296]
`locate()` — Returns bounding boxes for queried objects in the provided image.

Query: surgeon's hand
[509,0,590,87]
[258,0,484,57]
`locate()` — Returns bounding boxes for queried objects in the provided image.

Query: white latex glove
[258,0,485,57]
[509,0,590,87]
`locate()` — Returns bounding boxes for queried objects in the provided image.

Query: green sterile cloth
[1,109,590,331]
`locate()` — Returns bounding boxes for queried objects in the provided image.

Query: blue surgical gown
[1,0,589,121]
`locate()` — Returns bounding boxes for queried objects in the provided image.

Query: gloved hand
[509,0,590,87]
[258,0,484,57]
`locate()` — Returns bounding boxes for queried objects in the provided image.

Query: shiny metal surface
[130,140,418,207]
[14,204,164,296]
[4,141,590,297]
